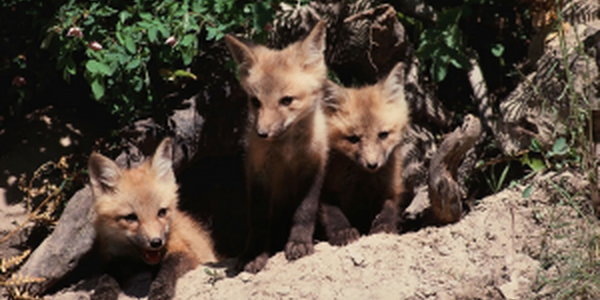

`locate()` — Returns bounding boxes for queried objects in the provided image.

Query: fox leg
[147,252,196,300]
[319,203,360,246]
[284,167,323,261]
[370,199,400,235]
[241,181,271,273]
[91,274,120,300]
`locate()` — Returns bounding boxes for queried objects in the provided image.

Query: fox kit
[224,21,329,273]
[88,138,217,300]
[320,62,410,246]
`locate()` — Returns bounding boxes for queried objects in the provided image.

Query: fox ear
[322,80,343,114]
[300,20,326,68]
[382,62,405,103]
[151,138,175,183]
[224,34,256,77]
[88,153,122,195]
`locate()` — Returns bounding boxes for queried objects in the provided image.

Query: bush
[2,0,280,125]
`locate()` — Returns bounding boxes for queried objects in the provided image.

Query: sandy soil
[174,187,540,300]
[8,170,586,300]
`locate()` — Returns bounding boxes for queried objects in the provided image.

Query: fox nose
[367,162,379,170]
[149,238,163,249]
[257,129,269,139]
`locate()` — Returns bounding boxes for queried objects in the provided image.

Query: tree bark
[429,115,482,224]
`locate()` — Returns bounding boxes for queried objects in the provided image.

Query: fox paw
[370,217,398,235]
[148,280,175,300]
[329,228,360,246]
[284,240,314,261]
[91,274,120,300]
[243,253,269,274]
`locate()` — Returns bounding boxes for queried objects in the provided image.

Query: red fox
[224,21,329,273]
[320,62,410,246]
[88,138,217,300]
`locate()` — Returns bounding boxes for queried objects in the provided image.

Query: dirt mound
[44,170,598,300]
[172,188,541,300]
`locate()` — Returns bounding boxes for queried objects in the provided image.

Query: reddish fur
[91,159,216,265]
[321,63,410,244]
[225,21,329,273]
[89,139,216,299]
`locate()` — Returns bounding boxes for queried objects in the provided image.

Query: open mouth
[143,249,162,265]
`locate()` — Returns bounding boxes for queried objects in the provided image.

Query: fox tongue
[143,250,161,264]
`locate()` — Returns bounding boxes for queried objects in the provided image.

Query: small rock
[498,280,520,300]
[277,286,291,295]
[238,272,252,283]
[437,245,451,256]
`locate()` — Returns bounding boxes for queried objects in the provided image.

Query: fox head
[88,138,178,265]
[325,63,409,172]
[225,21,327,140]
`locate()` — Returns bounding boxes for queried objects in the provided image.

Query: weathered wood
[17,186,96,295]
[591,109,600,216]
[429,114,481,224]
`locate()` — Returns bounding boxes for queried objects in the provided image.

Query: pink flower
[165,36,177,47]
[88,41,103,51]
[66,26,83,38]
[11,76,26,87]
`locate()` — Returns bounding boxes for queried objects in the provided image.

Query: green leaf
[82,15,95,26]
[132,76,144,92]
[550,137,569,156]
[126,58,141,70]
[530,138,543,153]
[192,1,208,14]
[119,11,132,23]
[496,164,510,191]
[180,34,196,47]
[443,24,461,49]
[491,43,504,57]
[139,12,153,21]
[205,26,217,41]
[447,48,471,69]
[95,6,117,17]
[527,157,545,172]
[431,58,448,82]
[182,47,194,65]
[522,184,534,198]
[148,27,158,43]
[172,69,197,80]
[416,40,437,59]
[156,23,169,39]
[86,60,112,76]
[124,35,136,54]
[63,57,76,76]
[90,77,105,99]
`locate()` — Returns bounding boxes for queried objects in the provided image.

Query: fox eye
[346,135,360,144]
[378,131,389,140]
[123,213,138,223]
[157,208,167,218]
[250,97,261,108]
[279,96,294,106]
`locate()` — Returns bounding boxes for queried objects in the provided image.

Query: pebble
[238,272,252,283]
[277,286,291,295]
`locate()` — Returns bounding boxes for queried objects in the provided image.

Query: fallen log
[429,114,482,224]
